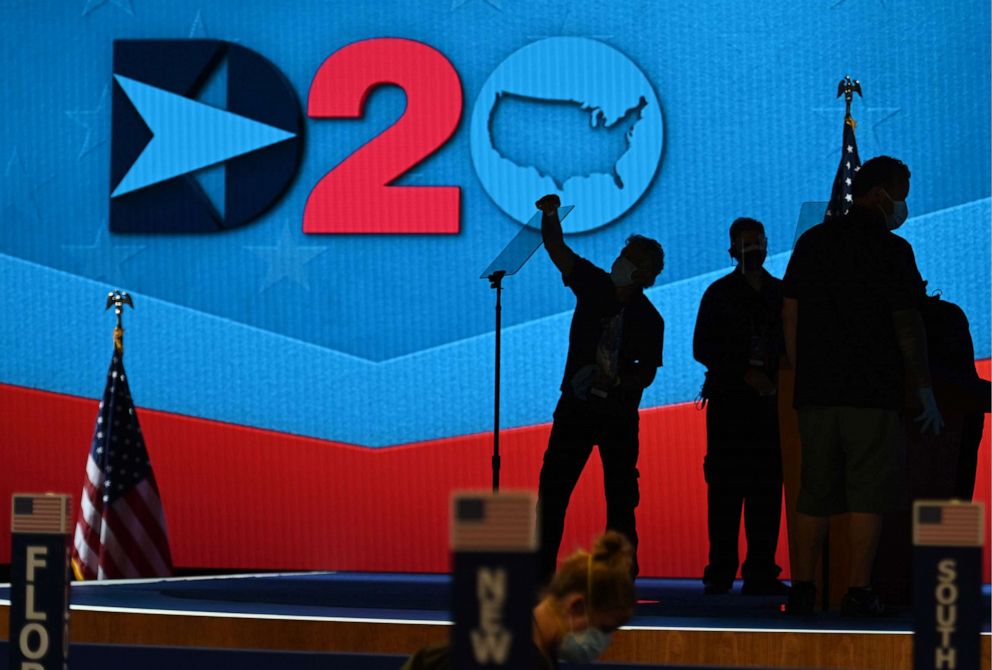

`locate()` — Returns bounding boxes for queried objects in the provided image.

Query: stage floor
[1,573,990,669]
[2,572,988,630]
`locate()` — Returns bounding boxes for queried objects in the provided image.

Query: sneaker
[703,580,732,595]
[841,587,886,617]
[785,581,816,615]
[741,579,791,596]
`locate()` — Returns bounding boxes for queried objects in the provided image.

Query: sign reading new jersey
[110,40,302,233]
[451,492,537,670]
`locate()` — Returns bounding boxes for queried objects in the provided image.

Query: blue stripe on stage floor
[0,644,405,670]
[0,641,782,670]
[1,575,990,633]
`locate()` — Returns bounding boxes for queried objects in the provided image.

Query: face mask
[610,256,638,287]
[559,625,612,664]
[881,189,909,230]
[738,242,766,273]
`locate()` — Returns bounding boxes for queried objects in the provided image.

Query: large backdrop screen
[1,0,989,578]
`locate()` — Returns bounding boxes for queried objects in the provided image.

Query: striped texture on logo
[451,491,537,552]
[12,494,70,534]
[913,501,984,547]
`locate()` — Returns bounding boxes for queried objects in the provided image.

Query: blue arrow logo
[111,75,296,197]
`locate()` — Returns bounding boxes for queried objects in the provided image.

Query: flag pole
[105,290,134,353]
[819,75,866,609]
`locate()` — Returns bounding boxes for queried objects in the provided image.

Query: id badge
[748,335,765,367]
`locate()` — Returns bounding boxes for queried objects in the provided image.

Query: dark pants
[955,412,986,500]
[702,393,782,586]
[703,450,783,585]
[537,397,639,584]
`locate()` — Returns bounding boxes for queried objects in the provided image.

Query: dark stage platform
[1,573,990,669]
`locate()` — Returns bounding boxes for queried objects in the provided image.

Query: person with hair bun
[402,531,636,669]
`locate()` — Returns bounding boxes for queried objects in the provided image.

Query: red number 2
[305,38,462,234]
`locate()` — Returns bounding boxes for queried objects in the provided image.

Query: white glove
[914,387,944,436]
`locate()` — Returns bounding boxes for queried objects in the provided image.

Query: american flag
[823,114,862,222]
[12,495,70,534]
[71,347,173,580]
[451,492,537,552]
[913,501,984,548]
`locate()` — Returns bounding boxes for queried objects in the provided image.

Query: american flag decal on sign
[913,500,984,548]
[451,491,537,552]
[12,494,70,534]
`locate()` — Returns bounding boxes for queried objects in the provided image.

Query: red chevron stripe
[2,368,989,580]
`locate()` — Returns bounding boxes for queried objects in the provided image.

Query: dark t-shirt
[693,268,783,396]
[559,258,665,415]
[782,205,923,410]
[922,295,991,414]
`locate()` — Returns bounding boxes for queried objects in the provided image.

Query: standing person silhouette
[782,156,943,616]
[534,194,665,584]
[694,217,788,596]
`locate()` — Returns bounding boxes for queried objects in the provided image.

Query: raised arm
[536,194,577,277]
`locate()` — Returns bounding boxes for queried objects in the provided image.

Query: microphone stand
[488,270,506,493]
[479,205,571,495]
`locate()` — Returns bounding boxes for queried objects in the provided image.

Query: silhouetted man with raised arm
[534,194,665,584]
[782,156,943,617]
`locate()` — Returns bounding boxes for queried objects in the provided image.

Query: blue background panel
[0,0,988,447]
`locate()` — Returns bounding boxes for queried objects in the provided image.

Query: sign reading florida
[470,37,664,233]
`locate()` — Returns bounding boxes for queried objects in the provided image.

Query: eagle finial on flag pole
[836,75,862,124]
[104,290,133,353]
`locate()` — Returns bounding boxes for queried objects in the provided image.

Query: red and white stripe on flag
[913,500,985,548]
[72,456,173,580]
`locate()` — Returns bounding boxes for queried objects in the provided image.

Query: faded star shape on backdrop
[66,85,110,159]
[451,0,502,10]
[812,103,902,157]
[1,149,45,224]
[81,0,133,17]
[525,5,612,41]
[246,222,328,292]
[62,225,146,282]
[188,8,240,41]
[189,8,208,37]
[831,0,888,8]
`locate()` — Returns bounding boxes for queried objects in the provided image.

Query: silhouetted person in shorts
[782,156,943,617]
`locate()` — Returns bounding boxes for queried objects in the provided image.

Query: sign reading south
[111,40,302,233]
